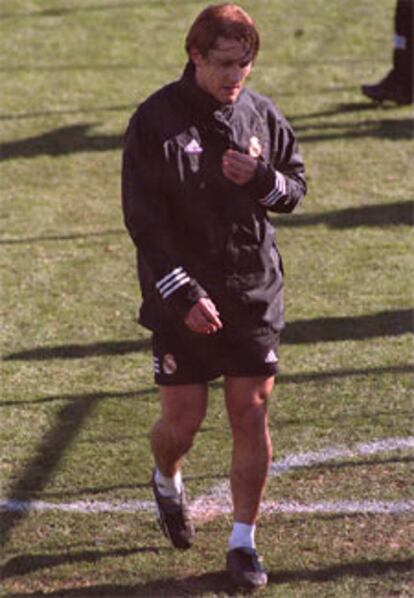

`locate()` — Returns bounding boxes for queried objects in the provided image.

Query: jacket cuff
[246,161,288,208]
[257,170,287,208]
[155,267,207,317]
[245,160,275,199]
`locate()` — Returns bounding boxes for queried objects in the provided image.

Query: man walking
[122,3,306,590]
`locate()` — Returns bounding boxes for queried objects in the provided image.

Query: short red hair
[185,3,260,60]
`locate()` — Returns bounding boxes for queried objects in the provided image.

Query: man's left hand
[222,149,257,186]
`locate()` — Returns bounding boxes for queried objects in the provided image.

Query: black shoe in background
[362,70,413,105]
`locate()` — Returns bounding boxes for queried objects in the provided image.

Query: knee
[167,408,206,451]
[230,401,272,466]
[230,395,269,437]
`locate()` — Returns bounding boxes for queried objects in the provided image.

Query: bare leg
[150,383,208,476]
[150,384,208,550]
[224,376,274,524]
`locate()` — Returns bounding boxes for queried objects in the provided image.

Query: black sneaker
[151,469,195,550]
[361,71,413,105]
[226,547,268,590]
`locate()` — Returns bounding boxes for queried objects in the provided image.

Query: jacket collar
[178,61,243,121]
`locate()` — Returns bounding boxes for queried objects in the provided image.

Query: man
[362,0,413,105]
[122,3,306,590]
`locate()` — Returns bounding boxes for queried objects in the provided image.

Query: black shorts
[152,327,280,386]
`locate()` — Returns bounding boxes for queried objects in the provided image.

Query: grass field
[1,0,413,596]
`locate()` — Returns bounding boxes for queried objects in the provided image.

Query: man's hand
[222,149,257,186]
[184,297,223,335]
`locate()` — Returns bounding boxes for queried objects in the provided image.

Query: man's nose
[227,65,243,83]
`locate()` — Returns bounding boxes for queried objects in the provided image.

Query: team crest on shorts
[163,353,177,375]
[248,136,262,158]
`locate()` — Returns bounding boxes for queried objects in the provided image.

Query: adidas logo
[265,349,278,364]
[184,138,203,155]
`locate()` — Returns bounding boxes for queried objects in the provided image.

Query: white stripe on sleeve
[259,171,287,207]
[155,267,191,299]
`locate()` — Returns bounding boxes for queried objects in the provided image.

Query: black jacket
[122,63,306,340]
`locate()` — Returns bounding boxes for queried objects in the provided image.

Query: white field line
[1,498,412,517]
[260,500,414,515]
[1,436,413,519]
[189,436,414,521]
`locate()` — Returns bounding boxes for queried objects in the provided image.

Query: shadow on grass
[274,405,414,429]
[0,104,135,122]
[272,200,413,229]
[34,455,413,501]
[0,201,414,245]
[281,308,413,344]
[297,118,413,142]
[0,123,122,161]
[0,387,156,407]
[0,63,143,73]
[39,470,227,500]
[3,338,151,361]
[0,0,196,20]
[2,200,411,248]
[2,101,412,162]
[1,364,411,408]
[1,201,411,247]
[279,363,414,385]
[0,397,99,547]
[0,229,125,244]
[4,309,411,363]
[6,558,413,596]
[287,102,414,142]
[0,2,143,19]
[0,386,156,548]
[0,546,161,580]
[288,102,391,121]
[268,557,414,585]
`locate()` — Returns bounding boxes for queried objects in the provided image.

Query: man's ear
[189,46,205,67]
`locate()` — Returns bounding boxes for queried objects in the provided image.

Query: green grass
[1,0,413,596]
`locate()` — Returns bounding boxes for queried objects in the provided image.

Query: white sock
[228,522,256,550]
[154,468,183,498]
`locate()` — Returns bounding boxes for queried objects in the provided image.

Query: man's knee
[232,403,269,440]
[225,376,274,433]
[229,398,273,469]
[169,411,205,450]
[159,384,208,450]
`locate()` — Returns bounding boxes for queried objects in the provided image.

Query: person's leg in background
[362,0,413,104]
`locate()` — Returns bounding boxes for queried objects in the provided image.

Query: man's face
[191,36,253,104]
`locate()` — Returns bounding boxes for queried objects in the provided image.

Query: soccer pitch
[1,1,413,596]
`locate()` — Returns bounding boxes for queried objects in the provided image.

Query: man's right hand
[184,297,223,335]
